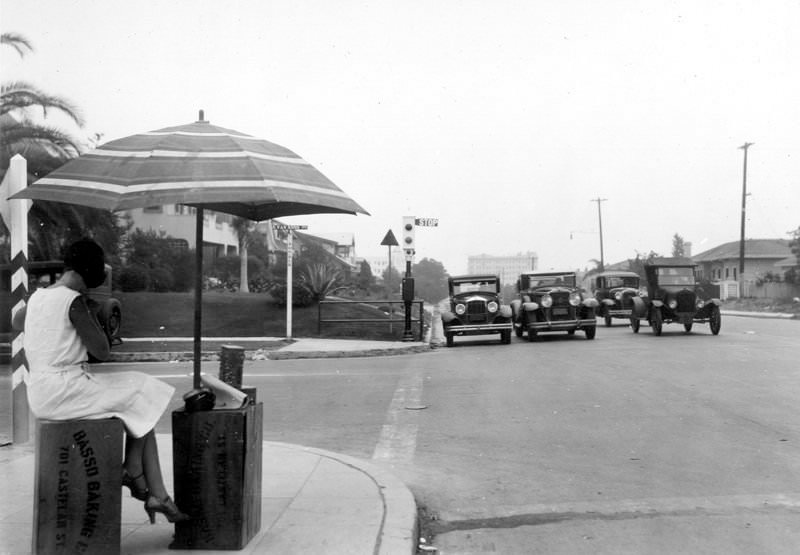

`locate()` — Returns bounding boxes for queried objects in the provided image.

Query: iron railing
[317,299,425,340]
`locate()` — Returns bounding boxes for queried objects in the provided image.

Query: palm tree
[231,217,256,292]
[0,33,124,261]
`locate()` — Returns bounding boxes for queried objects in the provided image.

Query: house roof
[692,239,791,262]
[775,255,799,268]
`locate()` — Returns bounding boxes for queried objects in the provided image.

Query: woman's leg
[124,433,145,476]
[141,430,169,500]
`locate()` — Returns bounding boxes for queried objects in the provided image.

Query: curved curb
[266,441,419,555]
[268,344,432,360]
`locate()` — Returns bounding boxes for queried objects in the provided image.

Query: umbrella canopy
[17,112,368,220]
[12,112,368,389]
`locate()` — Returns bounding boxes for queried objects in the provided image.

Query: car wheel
[604,314,612,327]
[630,317,640,334]
[709,305,722,335]
[684,321,693,333]
[651,308,663,336]
[501,330,511,344]
[445,332,454,347]
[585,326,596,340]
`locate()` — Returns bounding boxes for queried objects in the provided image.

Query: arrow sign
[273,224,308,231]
[380,229,399,246]
[415,217,438,227]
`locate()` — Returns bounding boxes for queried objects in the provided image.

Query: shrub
[149,266,175,292]
[269,280,314,307]
[118,264,150,292]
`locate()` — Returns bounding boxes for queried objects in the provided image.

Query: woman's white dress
[23,285,174,438]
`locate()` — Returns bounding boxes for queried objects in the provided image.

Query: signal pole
[738,142,754,282]
[591,198,607,270]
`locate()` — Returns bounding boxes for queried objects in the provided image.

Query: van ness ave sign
[273,224,308,230]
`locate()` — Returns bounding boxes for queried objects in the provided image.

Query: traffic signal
[402,216,415,254]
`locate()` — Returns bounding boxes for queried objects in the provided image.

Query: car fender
[499,305,512,318]
[651,299,664,308]
[632,296,648,318]
[510,299,522,313]
[582,298,599,308]
[522,301,539,312]
[441,310,457,323]
[601,298,615,306]
[708,298,721,306]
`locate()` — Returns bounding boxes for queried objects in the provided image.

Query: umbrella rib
[91,148,311,165]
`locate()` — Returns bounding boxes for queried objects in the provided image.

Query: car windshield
[604,276,639,288]
[453,281,497,294]
[655,267,695,286]
[528,275,575,288]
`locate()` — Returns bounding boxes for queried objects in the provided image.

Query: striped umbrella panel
[18,120,368,220]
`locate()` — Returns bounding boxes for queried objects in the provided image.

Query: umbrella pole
[194,208,203,389]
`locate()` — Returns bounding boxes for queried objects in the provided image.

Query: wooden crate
[33,418,124,555]
[170,402,263,550]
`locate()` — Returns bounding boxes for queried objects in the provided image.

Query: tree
[784,225,800,285]
[231,217,256,292]
[411,258,449,303]
[355,259,375,292]
[1,33,122,262]
[381,265,402,296]
[627,251,660,281]
[672,233,687,257]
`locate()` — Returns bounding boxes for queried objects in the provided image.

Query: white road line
[372,372,424,464]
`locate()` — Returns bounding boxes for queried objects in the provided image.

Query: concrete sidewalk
[1,340,429,554]
[0,434,418,555]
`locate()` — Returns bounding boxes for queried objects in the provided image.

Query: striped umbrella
[12,111,368,388]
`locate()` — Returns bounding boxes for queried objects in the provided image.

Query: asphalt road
[96,315,799,553]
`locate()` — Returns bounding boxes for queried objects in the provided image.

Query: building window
[733,268,737,280]
[143,206,163,213]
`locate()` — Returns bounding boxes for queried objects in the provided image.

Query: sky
[3,0,799,275]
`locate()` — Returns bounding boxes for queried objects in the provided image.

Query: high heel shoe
[122,471,149,501]
[144,495,190,524]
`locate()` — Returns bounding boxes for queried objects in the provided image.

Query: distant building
[467,252,538,284]
[692,239,791,282]
[124,205,239,261]
[253,221,359,273]
[361,251,407,279]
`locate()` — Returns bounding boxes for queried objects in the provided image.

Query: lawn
[115,291,425,343]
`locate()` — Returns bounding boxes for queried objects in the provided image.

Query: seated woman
[13,239,188,524]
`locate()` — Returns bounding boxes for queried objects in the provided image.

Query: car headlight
[696,299,705,309]
[487,301,499,313]
[668,299,678,310]
[541,295,553,308]
[614,291,623,300]
[455,303,466,315]
[569,292,581,306]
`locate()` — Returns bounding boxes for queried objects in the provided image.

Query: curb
[721,310,797,320]
[271,442,419,555]
[268,343,432,360]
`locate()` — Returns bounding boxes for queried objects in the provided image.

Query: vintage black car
[1,260,122,345]
[630,257,721,336]
[440,274,512,347]
[510,271,598,341]
[591,270,643,327]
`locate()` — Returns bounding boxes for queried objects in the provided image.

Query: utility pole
[590,198,607,270]
[738,142,754,282]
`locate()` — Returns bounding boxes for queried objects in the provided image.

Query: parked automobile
[440,274,512,347]
[510,271,598,341]
[630,257,721,336]
[591,270,643,327]
[0,260,122,345]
